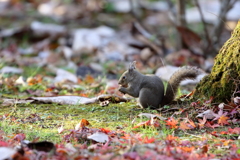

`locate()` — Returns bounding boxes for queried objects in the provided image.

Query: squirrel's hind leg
[139,88,160,109]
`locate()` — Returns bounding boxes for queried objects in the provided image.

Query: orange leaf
[141,137,155,143]
[218,115,229,126]
[100,128,111,134]
[165,118,178,129]
[84,75,95,84]
[187,118,196,128]
[27,75,43,85]
[222,140,231,146]
[133,120,151,129]
[166,135,178,141]
[75,119,90,130]
[80,119,90,127]
[180,146,195,152]
[80,93,89,97]
[179,121,191,130]
[220,131,228,135]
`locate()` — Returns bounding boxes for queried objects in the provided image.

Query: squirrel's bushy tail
[161,66,201,106]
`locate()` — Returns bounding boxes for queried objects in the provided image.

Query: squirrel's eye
[123,76,126,79]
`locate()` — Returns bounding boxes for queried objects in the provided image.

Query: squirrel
[118,61,201,109]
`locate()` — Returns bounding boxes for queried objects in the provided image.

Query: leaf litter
[0,1,240,159]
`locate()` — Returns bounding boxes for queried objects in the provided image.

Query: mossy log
[194,21,240,103]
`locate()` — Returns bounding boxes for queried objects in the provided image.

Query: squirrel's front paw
[119,87,126,94]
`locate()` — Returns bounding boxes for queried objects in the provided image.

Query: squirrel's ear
[128,61,136,71]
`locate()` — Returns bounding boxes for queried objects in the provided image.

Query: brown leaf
[201,145,208,154]
[198,116,207,129]
[187,118,196,128]
[132,120,160,129]
[176,26,203,55]
[179,121,191,130]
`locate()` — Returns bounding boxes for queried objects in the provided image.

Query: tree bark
[194,21,240,103]
[176,0,187,27]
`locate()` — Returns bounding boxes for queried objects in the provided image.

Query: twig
[133,22,163,56]
[194,0,211,54]
[129,0,140,21]
[165,0,177,24]
[183,132,203,138]
[212,0,237,48]
[176,0,187,27]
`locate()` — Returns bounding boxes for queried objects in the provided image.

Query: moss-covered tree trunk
[194,21,240,103]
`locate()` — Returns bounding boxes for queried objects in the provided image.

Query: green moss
[194,21,240,103]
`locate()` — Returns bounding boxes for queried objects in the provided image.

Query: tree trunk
[194,21,240,103]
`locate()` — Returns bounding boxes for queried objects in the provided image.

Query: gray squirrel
[118,61,201,109]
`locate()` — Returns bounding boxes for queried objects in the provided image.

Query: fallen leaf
[176,26,203,55]
[87,132,109,143]
[201,145,208,154]
[218,115,229,126]
[84,75,95,84]
[180,146,195,152]
[0,147,17,160]
[198,116,207,129]
[132,120,151,129]
[204,96,214,104]
[100,128,111,134]
[187,118,197,128]
[141,137,155,143]
[179,121,191,130]
[228,127,240,134]
[13,133,26,142]
[196,109,216,119]
[75,119,90,130]
[233,96,240,105]
[58,125,64,134]
[165,118,178,129]
[212,108,229,126]
[205,121,220,129]
[166,135,178,141]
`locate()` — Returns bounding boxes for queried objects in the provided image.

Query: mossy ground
[194,21,240,103]
[0,99,161,142]
[1,99,239,157]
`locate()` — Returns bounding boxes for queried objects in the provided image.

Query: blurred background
[0,0,239,86]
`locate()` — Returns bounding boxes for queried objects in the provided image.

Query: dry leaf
[196,109,216,119]
[75,119,90,130]
[176,26,203,55]
[218,115,229,126]
[234,96,240,105]
[87,132,109,143]
[179,121,191,130]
